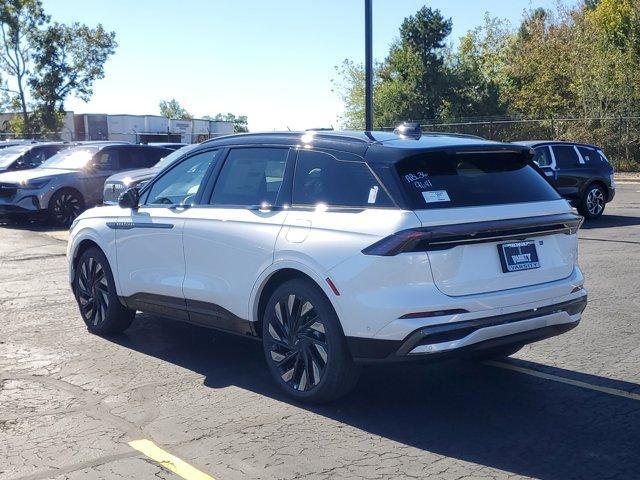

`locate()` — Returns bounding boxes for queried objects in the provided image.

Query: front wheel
[262,279,360,403]
[578,184,606,219]
[49,189,84,226]
[74,247,135,335]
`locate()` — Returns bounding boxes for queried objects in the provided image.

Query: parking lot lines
[128,439,216,480]
[487,360,640,401]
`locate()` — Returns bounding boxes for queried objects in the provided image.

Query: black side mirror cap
[118,187,140,209]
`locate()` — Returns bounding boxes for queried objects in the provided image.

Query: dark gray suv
[515,141,615,219]
[0,143,171,225]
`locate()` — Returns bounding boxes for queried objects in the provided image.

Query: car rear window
[396,152,560,209]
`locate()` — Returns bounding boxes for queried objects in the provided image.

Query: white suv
[67,129,587,403]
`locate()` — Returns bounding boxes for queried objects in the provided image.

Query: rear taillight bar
[362,212,583,256]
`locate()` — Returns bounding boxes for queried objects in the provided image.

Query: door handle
[169,204,191,212]
[247,203,285,212]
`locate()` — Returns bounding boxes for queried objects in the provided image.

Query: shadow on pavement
[111,313,640,480]
[0,216,62,232]
[581,214,640,229]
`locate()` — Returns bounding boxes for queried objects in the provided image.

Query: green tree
[333,6,453,128]
[444,14,511,119]
[29,22,117,132]
[159,98,192,120]
[0,0,47,134]
[211,112,248,132]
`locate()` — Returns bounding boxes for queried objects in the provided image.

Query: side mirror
[118,187,140,209]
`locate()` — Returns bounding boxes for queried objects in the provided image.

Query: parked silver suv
[0,143,170,225]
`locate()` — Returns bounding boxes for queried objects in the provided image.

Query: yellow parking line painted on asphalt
[129,439,215,480]
[486,361,640,402]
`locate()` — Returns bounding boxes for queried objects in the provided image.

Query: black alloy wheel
[76,255,110,329]
[266,293,328,392]
[262,279,360,403]
[50,190,84,226]
[74,247,135,334]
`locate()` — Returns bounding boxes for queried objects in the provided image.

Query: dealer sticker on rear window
[422,190,451,203]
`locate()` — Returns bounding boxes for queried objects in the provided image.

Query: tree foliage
[335,1,640,125]
[0,1,116,136]
[159,98,192,120]
[210,112,248,133]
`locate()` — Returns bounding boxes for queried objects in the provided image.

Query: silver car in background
[103,144,198,204]
[0,143,68,173]
[0,143,170,225]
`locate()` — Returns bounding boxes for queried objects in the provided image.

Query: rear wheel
[49,189,84,226]
[578,184,606,219]
[74,247,135,335]
[262,279,360,403]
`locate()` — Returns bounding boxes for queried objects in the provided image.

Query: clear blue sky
[43,0,567,131]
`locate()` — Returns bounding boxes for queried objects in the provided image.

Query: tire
[262,279,361,403]
[578,184,606,219]
[73,247,135,335]
[469,343,524,361]
[49,189,85,226]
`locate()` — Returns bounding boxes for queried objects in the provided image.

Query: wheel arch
[251,264,342,338]
[582,178,608,198]
[68,231,112,285]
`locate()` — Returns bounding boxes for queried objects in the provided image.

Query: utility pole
[364,0,373,131]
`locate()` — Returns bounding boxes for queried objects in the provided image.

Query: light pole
[364,0,373,131]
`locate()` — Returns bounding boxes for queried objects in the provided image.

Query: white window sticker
[422,190,451,203]
[367,185,379,204]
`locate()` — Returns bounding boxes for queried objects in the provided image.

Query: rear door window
[209,148,288,206]
[121,148,161,169]
[396,152,560,209]
[552,145,580,168]
[532,147,553,167]
[293,150,393,208]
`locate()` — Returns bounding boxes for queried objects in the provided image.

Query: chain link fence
[385,116,640,172]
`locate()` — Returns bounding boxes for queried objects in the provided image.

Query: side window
[552,145,580,169]
[92,149,119,171]
[209,148,288,206]
[577,146,600,164]
[293,150,393,208]
[27,148,48,167]
[145,151,218,206]
[532,147,552,167]
[121,148,159,169]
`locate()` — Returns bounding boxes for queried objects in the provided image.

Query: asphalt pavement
[1,184,639,480]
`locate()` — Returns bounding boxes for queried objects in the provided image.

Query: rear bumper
[347,294,586,363]
[607,187,615,203]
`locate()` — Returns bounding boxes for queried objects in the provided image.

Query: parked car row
[67,128,589,402]
[0,141,173,225]
[0,133,616,228]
